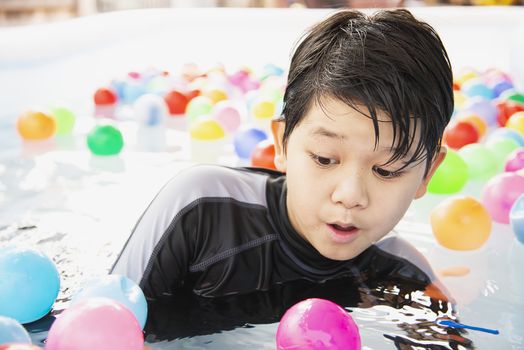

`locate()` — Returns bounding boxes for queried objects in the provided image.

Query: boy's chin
[317,246,364,261]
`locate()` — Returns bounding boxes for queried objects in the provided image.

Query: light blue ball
[234,128,268,159]
[0,316,31,344]
[488,128,524,147]
[510,194,524,245]
[0,247,60,324]
[72,274,148,329]
[463,81,494,100]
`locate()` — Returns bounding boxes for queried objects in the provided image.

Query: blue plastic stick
[437,320,499,335]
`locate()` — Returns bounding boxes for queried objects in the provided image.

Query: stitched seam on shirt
[189,233,279,272]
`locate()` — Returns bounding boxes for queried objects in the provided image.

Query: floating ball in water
[251,140,276,170]
[233,127,268,159]
[0,316,31,344]
[443,121,479,149]
[93,87,118,106]
[212,101,241,133]
[510,194,524,244]
[430,196,491,250]
[482,172,524,224]
[505,148,524,172]
[458,144,498,181]
[427,149,468,194]
[72,274,147,329]
[276,298,361,350]
[133,94,168,127]
[186,96,213,123]
[16,111,56,141]
[164,90,188,115]
[50,107,75,135]
[0,246,60,324]
[86,125,124,156]
[506,112,524,135]
[46,298,144,350]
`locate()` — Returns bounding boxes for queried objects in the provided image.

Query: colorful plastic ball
[185,96,213,123]
[0,246,60,324]
[45,298,144,350]
[495,100,524,126]
[86,125,124,156]
[456,112,487,137]
[453,91,467,109]
[458,144,499,181]
[504,91,524,105]
[430,196,492,250]
[50,107,75,135]
[0,316,31,344]
[455,69,479,86]
[202,88,228,104]
[121,80,147,104]
[190,119,226,141]
[0,345,43,350]
[491,79,514,98]
[506,111,524,135]
[505,148,524,172]
[427,149,468,194]
[72,274,147,329]
[462,98,498,126]
[251,140,276,170]
[485,137,519,166]
[132,94,168,127]
[510,194,524,244]
[252,99,276,120]
[16,111,56,141]
[212,102,241,133]
[233,127,268,159]
[164,90,188,115]
[461,79,494,100]
[443,121,479,149]
[482,172,524,224]
[93,87,118,106]
[276,298,361,350]
[488,127,524,147]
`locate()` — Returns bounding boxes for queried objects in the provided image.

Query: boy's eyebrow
[309,127,346,140]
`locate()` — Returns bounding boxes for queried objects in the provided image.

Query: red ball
[94,87,118,106]
[495,100,524,126]
[251,140,276,170]
[0,345,44,350]
[164,90,188,115]
[443,121,479,149]
[186,89,201,101]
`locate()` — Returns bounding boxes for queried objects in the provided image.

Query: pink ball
[46,298,144,350]
[482,173,524,224]
[505,148,524,172]
[276,298,361,350]
[212,101,241,133]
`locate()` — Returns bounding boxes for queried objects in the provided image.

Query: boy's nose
[331,172,369,209]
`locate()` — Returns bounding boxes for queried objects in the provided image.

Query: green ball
[186,96,213,123]
[507,92,524,105]
[485,137,519,168]
[51,107,76,135]
[428,149,469,194]
[458,143,499,181]
[87,125,124,156]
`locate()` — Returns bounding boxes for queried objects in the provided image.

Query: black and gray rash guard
[111,165,441,300]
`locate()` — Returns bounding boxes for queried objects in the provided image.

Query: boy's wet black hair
[279,9,454,175]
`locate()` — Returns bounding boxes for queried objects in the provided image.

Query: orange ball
[16,111,56,140]
[251,140,276,170]
[457,113,488,138]
[430,196,492,250]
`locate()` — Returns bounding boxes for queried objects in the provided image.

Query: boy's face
[272,96,445,261]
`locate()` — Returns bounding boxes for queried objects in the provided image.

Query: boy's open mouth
[327,223,359,244]
[330,224,356,232]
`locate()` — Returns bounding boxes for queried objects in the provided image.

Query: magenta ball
[46,298,143,350]
[505,148,524,172]
[482,173,524,224]
[276,298,361,350]
[212,101,241,133]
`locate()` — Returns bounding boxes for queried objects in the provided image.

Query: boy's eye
[373,166,402,179]
[309,153,338,167]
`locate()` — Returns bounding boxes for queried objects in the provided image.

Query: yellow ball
[252,100,276,119]
[17,111,56,140]
[203,89,228,104]
[453,91,467,110]
[190,119,225,140]
[455,69,479,86]
[506,112,524,135]
[430,196,492,250]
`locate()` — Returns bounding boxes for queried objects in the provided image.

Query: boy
[111,9,453,302]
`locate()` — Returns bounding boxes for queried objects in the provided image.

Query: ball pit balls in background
[461,79,494,100]
[45,298,144,350]
[93,87,118,106]
[503,91,524,105]
[202,88,228,104]
[482,172,524,224]
[506,112,524,135]
[234,127,268,159]
[50,107,75,135]
[430,196,491,250]
[0,345,43,350]
[72,274,148,329]
[456,113,487,138]
[458,144,499,181]
[495,100,524,127]
[0,316,31,344]
[190,119,226,141]
[0,246,60,324]
[251,140,276,170]
[164,90,188,115]
[212,101,242,133]
[132,94,168,127]
[453,91,467,109]
[86,125,124,156]
[16,111,56,141]
[488,127,524,147]
[510,194,524,244]
[462,98,498,127]
[485,138,520,167]
[427,149,468,194]
[186,96,213,123]
[505,148,524,172]
[252,99,276,120]
[443,121,479,149]
[276,298,361,350]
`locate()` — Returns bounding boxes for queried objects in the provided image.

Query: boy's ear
[271,120,287,173]
[414,146,447,199]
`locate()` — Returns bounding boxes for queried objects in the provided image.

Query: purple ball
[276,298,361,350]
[462,97,498,126]
[491,79,514,98]
[482,173,524,224]
[505,148,524,172]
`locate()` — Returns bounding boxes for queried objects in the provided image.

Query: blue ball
[0,316,31,344]
[510,194,524,245]
[488,128,524,147]
[492,80,514,98]
[463,97,498,126]
[234,128,268,159]
[72,274,148,329]
[463,81,494,100]
[0,247,60,324]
